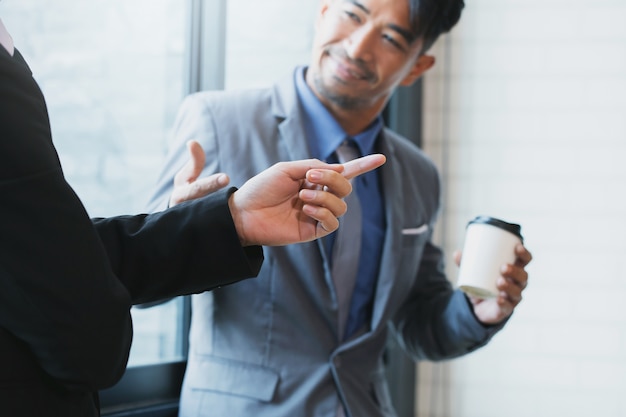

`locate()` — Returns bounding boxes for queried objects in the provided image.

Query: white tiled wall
[420,1,626,416]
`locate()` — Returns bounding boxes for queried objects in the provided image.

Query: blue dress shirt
[294,66,386,340]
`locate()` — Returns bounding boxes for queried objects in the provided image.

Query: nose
[343,25,375,62]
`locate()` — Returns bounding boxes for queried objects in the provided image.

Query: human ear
[315,0,332,29]
[400,54,435,86]
[319,0,332,17]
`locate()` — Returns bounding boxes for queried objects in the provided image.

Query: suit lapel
[272,70,337,305]
[272,73,311,161]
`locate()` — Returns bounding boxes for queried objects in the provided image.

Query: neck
[324,102,383,137]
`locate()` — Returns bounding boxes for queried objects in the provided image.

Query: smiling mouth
[325,48,374,83]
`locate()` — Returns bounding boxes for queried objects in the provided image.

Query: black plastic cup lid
[468,215,523,242]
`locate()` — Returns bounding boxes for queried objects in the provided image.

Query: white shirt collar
[0,18,15,56]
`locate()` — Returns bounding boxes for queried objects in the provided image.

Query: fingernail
[308,170,322,181]
[301,189,316,200]
[302,204,316,215]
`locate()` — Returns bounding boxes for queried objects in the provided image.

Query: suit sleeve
[93,188,263,305]
[140,92,240,311]
[391,240,505,361]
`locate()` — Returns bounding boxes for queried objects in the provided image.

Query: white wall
[420,1,626,416]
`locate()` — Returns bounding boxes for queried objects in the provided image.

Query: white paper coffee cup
[457,216,523,299]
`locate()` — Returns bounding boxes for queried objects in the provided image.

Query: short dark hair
[408,0,465,53]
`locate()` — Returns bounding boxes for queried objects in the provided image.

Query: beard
[311,75,368,110]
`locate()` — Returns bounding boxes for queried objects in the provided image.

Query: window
[1,0,189,368]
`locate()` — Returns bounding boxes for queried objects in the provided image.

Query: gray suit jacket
[148,68,503,417]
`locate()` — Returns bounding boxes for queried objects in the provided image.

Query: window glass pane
[2,1,188,366]
[224,0,317,89]
[128,298,186,366]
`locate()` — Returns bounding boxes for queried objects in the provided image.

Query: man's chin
[310,73,365,108]
[321,90,366,110]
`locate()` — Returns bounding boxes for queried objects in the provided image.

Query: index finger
[514,243,532,267]
[342,154,387,180]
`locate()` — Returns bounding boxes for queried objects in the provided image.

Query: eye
[344,10,362,24]
[382,33,404,51]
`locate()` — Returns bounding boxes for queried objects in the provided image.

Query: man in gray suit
[148,0,533,416]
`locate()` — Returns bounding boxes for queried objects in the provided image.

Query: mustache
[325,46,376,82]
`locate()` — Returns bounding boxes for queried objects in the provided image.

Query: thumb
[453,250,462,267]
[175,140,207,184]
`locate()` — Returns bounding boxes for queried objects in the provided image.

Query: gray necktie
[331,139,362,341]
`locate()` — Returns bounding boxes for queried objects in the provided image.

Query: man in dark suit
[0,18,385,417]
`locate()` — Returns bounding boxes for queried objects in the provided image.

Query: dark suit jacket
[0,47,263,416]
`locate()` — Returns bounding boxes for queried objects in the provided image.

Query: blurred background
[420,1,626,416]
[3,0,626,415]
